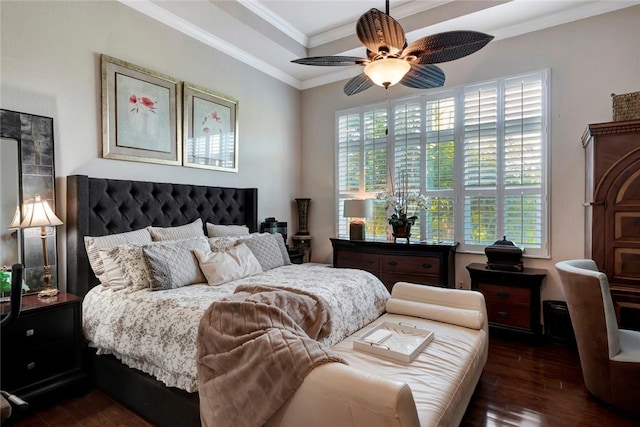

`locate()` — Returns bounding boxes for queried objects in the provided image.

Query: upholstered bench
[267,282,488,427]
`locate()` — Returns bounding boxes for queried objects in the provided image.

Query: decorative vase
[392,223,412,243]
[295,198,311,235]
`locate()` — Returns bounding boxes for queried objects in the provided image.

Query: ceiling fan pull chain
[385,89,390,135]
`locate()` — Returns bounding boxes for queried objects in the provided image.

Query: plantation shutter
[337,111,362,237]
[425,96,456,242]
[463,82,498,248]
[503,73,545,252]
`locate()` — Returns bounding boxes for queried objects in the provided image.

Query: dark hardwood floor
[6,335,639,426]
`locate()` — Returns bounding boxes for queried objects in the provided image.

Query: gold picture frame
[101,54,182,165]
[183,82,238,172]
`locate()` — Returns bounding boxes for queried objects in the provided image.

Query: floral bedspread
[82,264,389,392]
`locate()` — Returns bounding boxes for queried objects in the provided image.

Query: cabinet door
[601,160,640,286]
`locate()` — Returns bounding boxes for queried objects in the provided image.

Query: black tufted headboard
[66,175,258,297]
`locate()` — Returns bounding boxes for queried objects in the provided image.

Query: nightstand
[0,292,87,402]
[466,263,546,338]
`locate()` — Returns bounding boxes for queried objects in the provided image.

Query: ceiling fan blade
[344,73,374,96]
[292,56,368,66]
[401,31,494,64]
[356,8,406,55]
[400,64,445,89]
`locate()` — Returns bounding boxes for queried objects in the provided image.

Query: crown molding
[118,0,302,89]
[238,0,309,47]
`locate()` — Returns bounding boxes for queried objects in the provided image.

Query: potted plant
[377,171,427,242]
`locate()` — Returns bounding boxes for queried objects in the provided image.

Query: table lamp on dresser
[9,194,62,297]
[343,199,372,241]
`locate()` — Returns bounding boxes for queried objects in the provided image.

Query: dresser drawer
[486,303,531,329]
[379,255,440,275]
[380,272,440,291]
[2,341,78,392]
[479,283,530,306]
[335,251,380,272]
[2,305,76,350]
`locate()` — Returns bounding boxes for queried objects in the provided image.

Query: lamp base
[38,286,59,298]
[349,220,366,241]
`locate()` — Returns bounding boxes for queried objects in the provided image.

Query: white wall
[299,5,640,302]
[0,1,302,290]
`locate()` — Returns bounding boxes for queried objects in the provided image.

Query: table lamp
[344,199,372,241]
[9,194,62,297]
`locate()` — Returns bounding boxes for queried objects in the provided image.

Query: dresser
[582,120,640,330]
[330,238,457,292]
[1,292,87,401]
[466,263,546,338]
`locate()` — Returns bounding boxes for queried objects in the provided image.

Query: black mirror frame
[0,109,58,292]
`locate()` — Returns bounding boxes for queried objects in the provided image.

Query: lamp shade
[364,58,411,88]
[18,194,63,229]
[8,205,23,229]
[344,199,372,218]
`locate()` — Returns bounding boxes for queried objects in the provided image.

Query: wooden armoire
[582,119,640,330]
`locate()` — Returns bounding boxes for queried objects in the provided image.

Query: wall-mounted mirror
[0,109,57,293]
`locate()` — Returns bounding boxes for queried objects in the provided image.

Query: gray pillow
[84,228,152,284]
[142,236,210,290]
[149,218,204,241]
[240,233,290,271]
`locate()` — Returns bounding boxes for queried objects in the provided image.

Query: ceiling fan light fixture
[364,58,410,88]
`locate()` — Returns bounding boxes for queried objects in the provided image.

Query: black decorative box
[484,236,523,271]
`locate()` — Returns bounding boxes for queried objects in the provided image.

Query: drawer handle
[27,362,36,370]
[497,292,509,299]
[422,263,432,269]
[388,260,398,266]
[366,259,375,264]
[26,329,35,337]
[497,311,509,318]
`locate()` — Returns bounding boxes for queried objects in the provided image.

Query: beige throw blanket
[197,285,346,427]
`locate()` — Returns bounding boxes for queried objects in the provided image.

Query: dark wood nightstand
[466,263,546,338]
[287,246,304,264]
[0,292,87,402]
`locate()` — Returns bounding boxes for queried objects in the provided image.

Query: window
[335,70,549,257]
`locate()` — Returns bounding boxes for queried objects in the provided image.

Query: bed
[66,174,389,427]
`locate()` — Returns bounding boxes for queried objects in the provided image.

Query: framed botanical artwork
[183,82,238,172]
[101,54,182,165]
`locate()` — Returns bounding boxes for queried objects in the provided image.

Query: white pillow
[84,228,152,284]
[150,218,204,241]
[194,244,263,286]
[206,223,250,237]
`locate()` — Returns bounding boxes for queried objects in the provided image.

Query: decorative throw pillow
[271,233,291,266]
[109,244,151,291]
[239,233,290,271]
[206,223,250,237]
[149,218,204,241]
[98,250,128,290]
[84,228,152,284]
[142,237,210,290]
[194,244,263,286]
[208,236,244,252]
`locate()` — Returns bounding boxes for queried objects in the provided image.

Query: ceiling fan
[292,1,494,96]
